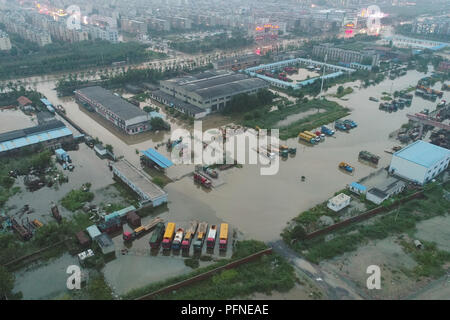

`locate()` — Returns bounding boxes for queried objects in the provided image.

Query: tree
[337,86,344,95]
[0,266,15,298]
[291,225,306,240]
[150,117,170,131]
[105,144,114,153]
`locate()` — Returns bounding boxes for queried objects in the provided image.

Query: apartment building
[313,43,380,66]
[0,30,12,51]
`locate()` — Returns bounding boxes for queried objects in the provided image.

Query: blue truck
[335,120,348,131]
[321,126,335,136]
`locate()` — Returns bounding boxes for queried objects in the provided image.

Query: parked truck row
[156,221,229,253]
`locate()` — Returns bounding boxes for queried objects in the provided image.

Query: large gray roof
[76,86,147,121]
[195,78,268,99]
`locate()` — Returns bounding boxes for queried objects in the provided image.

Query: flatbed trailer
[181,220,198,250]
[123,217,164,241]
[193,222,208,252]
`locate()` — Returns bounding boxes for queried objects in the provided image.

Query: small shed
[127,211,141,227]
[94,144,107,159]
[327,193,351,212]
[104,205,136,222]
[76,231,91,247]
[95,233,115,255]
[140,148,174,170]
[17,96,32,107]
[349,182,367,195]
[366,188,389,205]
[86,225,102,240]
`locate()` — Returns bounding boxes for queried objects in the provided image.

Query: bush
[184,258,200,269]
[61,188,94,211]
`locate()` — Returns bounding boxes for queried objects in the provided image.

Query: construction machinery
[162,222,176,250]
[123,217,164,242]
[359,151,380,165]
[11,218,32,240]
[219,223,229,251]
[149,222,166,249]
[181,220,198,250]
[339,162,354,173]
[206,225,218,249]
[193,222,208,252]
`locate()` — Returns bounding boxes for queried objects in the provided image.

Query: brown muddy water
[8,69,449,298]
[28,69,448,243]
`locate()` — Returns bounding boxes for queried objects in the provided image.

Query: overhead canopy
[141,148,174,169]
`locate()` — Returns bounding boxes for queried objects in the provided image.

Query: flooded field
[5,144,114,222]
[289,68,321,82]
[0,109,36,133]
[12,253,79,300]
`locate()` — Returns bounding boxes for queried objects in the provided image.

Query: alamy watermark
[170,121,280,176]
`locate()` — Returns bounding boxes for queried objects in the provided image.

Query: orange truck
[162,222,176,249]
[219,223,229,251]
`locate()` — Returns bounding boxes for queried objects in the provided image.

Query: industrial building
[157,70,269,116]
[112,159,168,207]
[389,140,450,185]
[0,120,73,156]
[366,178,406,205]
[313,43,380,67]
[75,86,151,135]
[212,54,261,71]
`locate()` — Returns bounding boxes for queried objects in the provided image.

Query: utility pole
[319,54,327,101]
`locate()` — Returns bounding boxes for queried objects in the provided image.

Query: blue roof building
[0,120,73,155]
[349,182,367,194]
[389,141,450,185]
[141,148,174,169]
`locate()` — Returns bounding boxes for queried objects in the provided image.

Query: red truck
[194,173,212,188]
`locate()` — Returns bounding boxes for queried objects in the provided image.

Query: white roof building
[327,193,351,212]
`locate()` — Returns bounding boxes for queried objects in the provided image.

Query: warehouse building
[157,70,269,116]
[0,120,73,156]
[389,140,450,185]
[75,86,151,135]
[112,159,168,207]
[366,178,406,205]
[212,53,261,70]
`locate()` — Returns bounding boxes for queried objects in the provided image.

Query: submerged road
[269,240,369,300]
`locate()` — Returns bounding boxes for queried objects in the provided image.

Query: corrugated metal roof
[86,225,101,239]
[104,205,136,222]
[40,98,53,107]
[142,148,174,168]
[393,140,450,168]
[350,182,367,191]
[0,125,72,153]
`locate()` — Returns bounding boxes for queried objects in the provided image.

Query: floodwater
[289,69,321,82]
[11,69,448,244]
[0,109,36,133]
[5,144,114,222]
[12,253,79,300]
[26,69,449,245]
[275,109,325,127]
